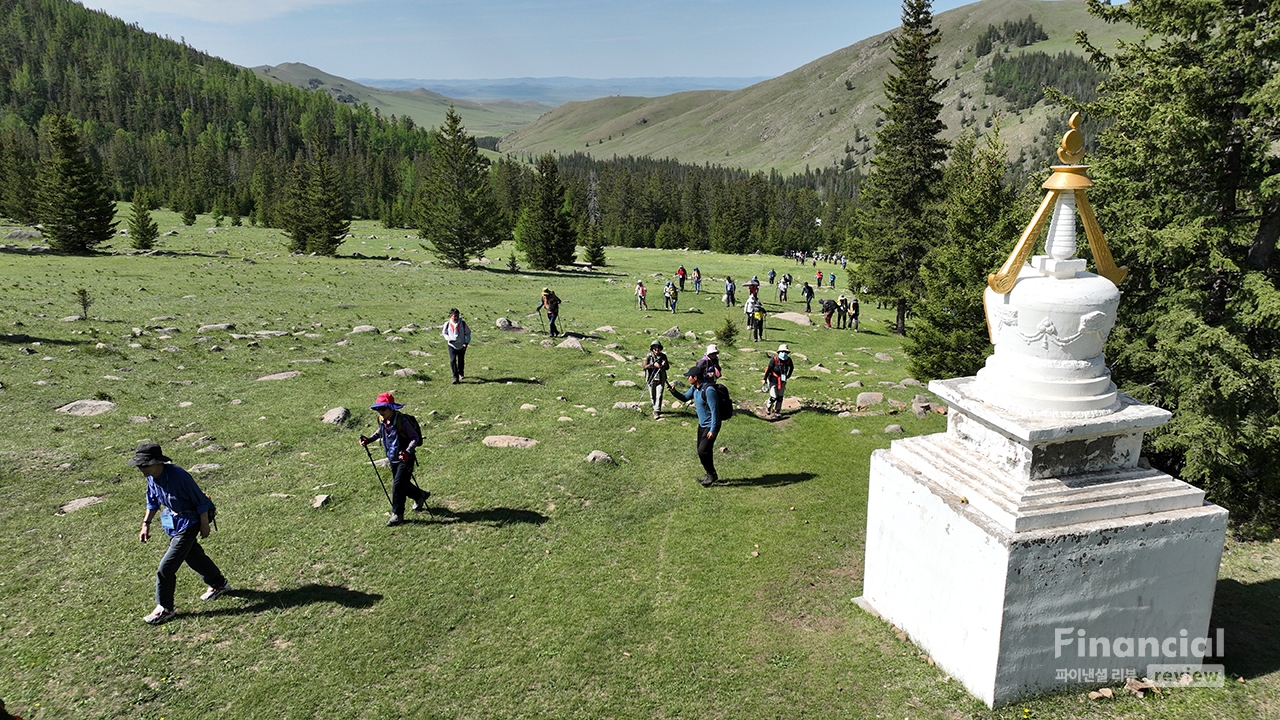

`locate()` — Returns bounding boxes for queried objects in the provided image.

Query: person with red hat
[360,393,429,526]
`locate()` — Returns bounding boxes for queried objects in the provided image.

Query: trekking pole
[362,442,394,512]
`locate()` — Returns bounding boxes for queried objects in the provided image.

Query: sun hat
[371,392,403,410]
[127,443,171,467]
[778,344,789,352]
[650,339,663,348]
[706,344,718,355]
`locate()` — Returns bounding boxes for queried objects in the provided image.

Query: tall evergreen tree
[417,107,503,269]
[127,190,159,250]
[846,0,949,335]
[904,126,1023,380]
[1080,0,1280,530]
[280,155,314,254]
[35,113,117,252]
[305,149,351,256]
[583,171,606,266]
[514,153,577,270]
[0,114,38,223]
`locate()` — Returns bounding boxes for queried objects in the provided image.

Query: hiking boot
[201,583,232,601]
[698,475,714,487]
[143,605,175,625]
[412,490,431,512]
[386,513,403,527]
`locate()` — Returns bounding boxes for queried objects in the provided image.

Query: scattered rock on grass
[884,424,904,434]
[613,380,636,387]
[312,494,331,508]
[393,368,418,377]
[257,371,301,381]
[856,392,884,407]
[189,464,222,473]
[349,325,379,334]
[613,401,644,411]
[321,407,350,425]
[556,337,584,351]
[198,323,235,333]
[56,399,116,416]
[774,312,812,326]
[661,326,682,338]
[875,352,894,362]
[520,403,537,410]
[495,318,525,332]
[58,496,105,514]
[483,435,538,448]
[585,450,615,464]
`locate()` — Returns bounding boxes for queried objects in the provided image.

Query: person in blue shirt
[360,392,429,526]
[132,443,230,625]
[670,366,722,487]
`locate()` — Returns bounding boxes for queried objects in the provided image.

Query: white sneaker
[143,605,175,625]
[200,584,231,601]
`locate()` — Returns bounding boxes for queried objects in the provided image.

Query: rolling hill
[497,0,1140,175]
[252,62,553,136]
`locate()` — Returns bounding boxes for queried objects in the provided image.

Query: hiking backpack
[712,383,734,421]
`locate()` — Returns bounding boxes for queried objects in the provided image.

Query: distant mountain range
[352,77,772,106]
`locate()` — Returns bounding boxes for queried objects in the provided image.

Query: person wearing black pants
[361,393,429,526]
[671,367,722,487]
[538,288,561,337]
[131,443,231,625]
[441,308,471,384]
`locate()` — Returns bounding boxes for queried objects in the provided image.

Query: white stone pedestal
[856,377,1227,707]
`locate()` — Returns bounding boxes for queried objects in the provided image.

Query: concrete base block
[859,447,1227,706]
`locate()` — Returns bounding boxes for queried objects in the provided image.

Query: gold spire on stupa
[987,113,1127,294]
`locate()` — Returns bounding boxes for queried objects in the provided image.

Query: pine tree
[280,155,313,254]
[128,191,159,250]
[846,0,949,335]
[583,172,607,266]
[904,126,1023,380]
[0,117,38,223]
[417,107,503,269]
[305,149,351,256]
[1080,0,1280,530]
[35,113,117,252]
[514,153,576,270]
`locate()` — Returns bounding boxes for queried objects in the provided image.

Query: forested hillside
[0,0,433,226]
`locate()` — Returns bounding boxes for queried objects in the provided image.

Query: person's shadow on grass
[417,506,548,527]
[200,583,382,617]
[717,472,817,488]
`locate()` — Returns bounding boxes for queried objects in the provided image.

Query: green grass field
[1,210,1277,719]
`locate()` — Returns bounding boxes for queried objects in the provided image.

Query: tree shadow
[718,472,817,488]
[1211,577,1280,679]
[476,265,629,279]
[198,583,382,617]
[1,333,85,347]
[418,506,549,527]
[472,377,542,385]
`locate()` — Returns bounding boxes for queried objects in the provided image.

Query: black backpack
[398,412,422,441]
[712,383,734,420]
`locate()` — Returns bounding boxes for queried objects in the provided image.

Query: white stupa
[856,114,1228,707]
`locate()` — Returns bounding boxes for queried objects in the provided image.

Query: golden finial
[1057,112,1086,165]
[987,113,1127,296]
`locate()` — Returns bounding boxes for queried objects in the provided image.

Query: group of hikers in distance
[128,266,823,626]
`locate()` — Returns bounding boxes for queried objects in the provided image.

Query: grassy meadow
[0,209,1277,719]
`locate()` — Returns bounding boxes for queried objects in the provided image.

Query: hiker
[743,292,758,328]
[131,443,231,625]
[670,366,722,487]
[724,276,737,307]
[764,344,794,417]
[359,392,429,527]
[746,294,766,342]
[778,275,790,302]
[676,264,687,291]
[816,269,823,287]
[829,271,837,288]
[663,281,672,310]
[836,294,849,329]
[821,298,838,328]
[748,276,760,298]
[801,281,815,313]
[635,281,648,310]
[768,268,776,285]
[692,267,702,293]
[441,308,471,384]
[537,288,561,337]
[642,339,670,420]
[697,343,723,380]
[849,295,860,331]
[669,283,679,313]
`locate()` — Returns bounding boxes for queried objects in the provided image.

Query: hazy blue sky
[86,0,978,79]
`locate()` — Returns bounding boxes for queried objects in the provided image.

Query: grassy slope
[499,0,1140,174]
[253,62,553,136]
[0,212,1276,719]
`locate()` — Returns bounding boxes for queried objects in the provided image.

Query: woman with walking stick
[360,393,428,526]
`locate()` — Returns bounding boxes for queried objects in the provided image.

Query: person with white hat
[763,344,794,417]
[696,343,722,381]
[836,294,849,329]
